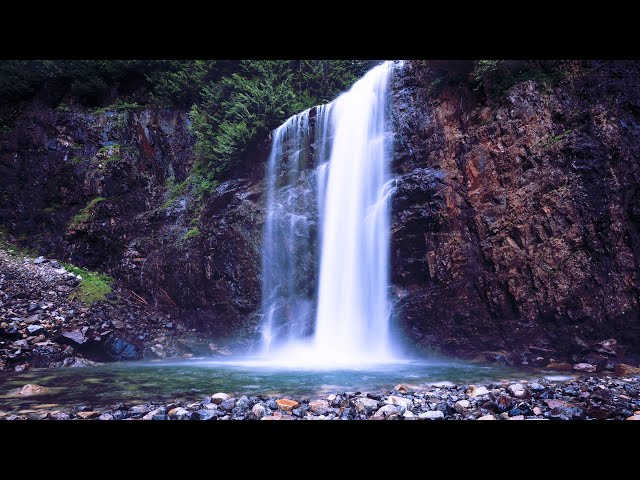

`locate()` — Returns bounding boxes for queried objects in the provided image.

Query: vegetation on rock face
[417,60,564,99]
[181,227,200,242]
[61,263,113,304]
[69,197,106,229]
[1,59,374,204]
[1,227,113,305]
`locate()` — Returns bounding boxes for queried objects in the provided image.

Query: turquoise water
[0,357,558,412]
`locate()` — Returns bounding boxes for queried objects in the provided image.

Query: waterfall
[260,61,397,365]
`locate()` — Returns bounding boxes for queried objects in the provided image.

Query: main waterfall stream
[261,61,398,365]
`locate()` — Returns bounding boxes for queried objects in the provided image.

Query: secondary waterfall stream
[261,61,398,365]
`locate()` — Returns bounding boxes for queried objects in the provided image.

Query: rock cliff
[2,60,639,366]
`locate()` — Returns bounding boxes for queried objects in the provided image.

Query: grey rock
[354,397,379,414]
[507,383,531,399]
[251,403,268,418]
[454,400,471,413]
[220,398,237,410]
[373,404,399,418]
[197,409,218,420]
[26,325,44,336]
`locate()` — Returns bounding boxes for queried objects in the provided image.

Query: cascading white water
[260,61,398,365]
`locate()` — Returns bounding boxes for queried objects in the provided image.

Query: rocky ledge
[2,374,640,420]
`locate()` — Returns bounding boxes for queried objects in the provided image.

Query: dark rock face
[0,107,265,345]
[390,60,640,362]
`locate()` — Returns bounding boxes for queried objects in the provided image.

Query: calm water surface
[0,357,569,412]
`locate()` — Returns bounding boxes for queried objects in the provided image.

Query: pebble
[275,399,299,411]
[507,383,531,399]
[573,363,597,373]
[211,393,230,404]
[467,385,489,397]
[419,411,444,420]
[76,411,99,419]
[251,403,268,418]
[373,404,399,418]
[477,414,495,420]
[454,400,470,413]
[354,397,378,414]
[386,395,413,410]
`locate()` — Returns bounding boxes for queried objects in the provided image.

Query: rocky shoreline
[2,373,639,420]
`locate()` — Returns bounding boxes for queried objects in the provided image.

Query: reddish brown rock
[275,399,299,411]
[546,362,573,371]
[615,364,640,376]
[76,411,99,419]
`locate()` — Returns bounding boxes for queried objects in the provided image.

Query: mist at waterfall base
[259,61,402,367]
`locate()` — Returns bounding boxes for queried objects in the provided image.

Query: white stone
[454,400,471,413]
[402,410,416,419]
[467,385,489,397]
[373,404,399,418]
[211,392,230,404]
[354,397,379,414]
[386,395,413,410]
[418,411,444,420]
[507,383,531,398]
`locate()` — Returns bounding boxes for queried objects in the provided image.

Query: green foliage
[186,60,372,192]
[96,144,123,164]
[69,197,106,228]
[61,262,113,304]
[2,59,375,206]
[471,60,563,98]
[181,227,200,242]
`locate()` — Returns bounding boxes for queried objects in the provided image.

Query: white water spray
[260,61,398,366]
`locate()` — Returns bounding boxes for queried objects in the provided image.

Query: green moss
[92,100,142,115]
[69,196,106,229]
[181,227,200,241]
[56,102,71,112]
[60,262,113,304]
[162,179,188,209]
[0,229,38,258]
[70,156,86,164]
[41,204,62,214]
[96,144,122,164]
[541,129,574,149]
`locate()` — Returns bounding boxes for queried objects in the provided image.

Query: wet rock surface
[1,374,638,420]
[390,60,640,363]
